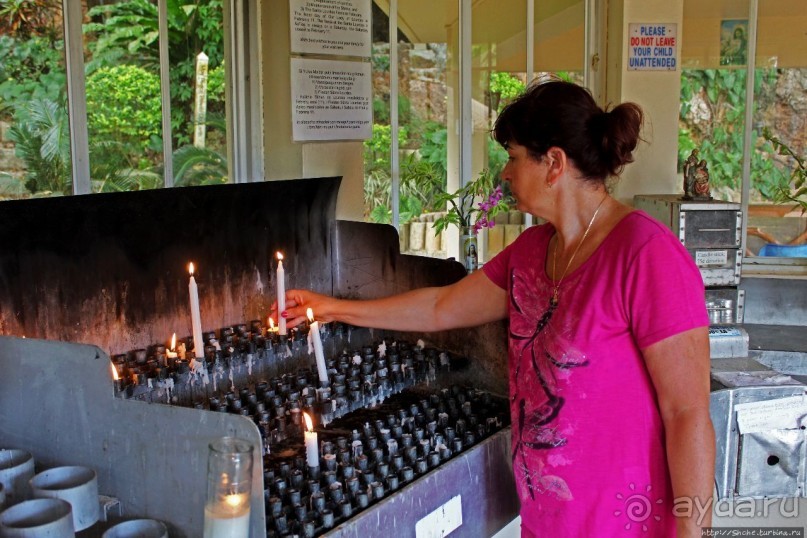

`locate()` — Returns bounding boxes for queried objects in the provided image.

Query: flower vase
[460,226,478,273]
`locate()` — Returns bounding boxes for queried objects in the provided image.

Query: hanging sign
[291,58,372,141]
[627,23,678,71]
[290,0,372,57]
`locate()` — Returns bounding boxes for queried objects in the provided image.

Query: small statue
[692,159,712,200]
[682,149,712,200]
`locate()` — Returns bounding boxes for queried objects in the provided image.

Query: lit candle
[188,263,205,359]
[166,333,178,359]
[203,491,250,538]
[267,317,279,334]
[203,437,253,538]
[110,362,123,392]
[276,253,286,336]
[307,308,328,386]
[303,412,319,468]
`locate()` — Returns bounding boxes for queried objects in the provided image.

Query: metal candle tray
[0,329,517,537]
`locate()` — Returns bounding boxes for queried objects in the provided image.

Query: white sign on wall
[291,58,372,141]
[627,23,678,71]
[290,0,372,57]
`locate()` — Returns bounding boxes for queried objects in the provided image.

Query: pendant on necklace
[550,288,560,308]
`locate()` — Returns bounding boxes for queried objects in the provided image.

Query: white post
[194,52,210,148]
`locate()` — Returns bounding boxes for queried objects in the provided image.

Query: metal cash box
[634,195,742,286]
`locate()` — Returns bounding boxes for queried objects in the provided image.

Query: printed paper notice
[628,23,677,70]
[290,0,371,57]
[696,250,728,267]
[291,58,372,141]
[735,395,807,434]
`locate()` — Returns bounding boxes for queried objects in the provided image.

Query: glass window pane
[748,0,807,258]
[167,0,229,187]
[0,1,72,198]
[82,0,228,192]
[680,0,750,207]
[366,1,458,261]
[474,0,529,262]
[681,0,806,259]
[471,0,586,262]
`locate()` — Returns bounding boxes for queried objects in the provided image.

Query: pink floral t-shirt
[482,211,708,537]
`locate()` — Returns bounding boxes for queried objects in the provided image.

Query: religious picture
[720,20,748,66]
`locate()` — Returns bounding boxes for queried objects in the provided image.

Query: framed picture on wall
[720,20,748,66]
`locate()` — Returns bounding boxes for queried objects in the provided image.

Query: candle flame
[276,252,283,261]
[268,317,275,329]
[170,333,176,351]
[303,411,313,432]
[110,362,119,381]
[224,493,245,508]
[307,308,314,323]
[188,262,195,276]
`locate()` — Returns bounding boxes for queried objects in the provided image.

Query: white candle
[203,493,250,538]
[307,308,328,386]
[303,412,319,468]
[188,263,204,359]
[276,253,286,336]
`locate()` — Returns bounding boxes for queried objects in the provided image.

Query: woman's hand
[271,289,338,328]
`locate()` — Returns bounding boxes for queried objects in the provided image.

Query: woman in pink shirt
[280,80,715,537]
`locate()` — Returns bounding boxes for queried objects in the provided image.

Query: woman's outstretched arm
[277,269,508,333]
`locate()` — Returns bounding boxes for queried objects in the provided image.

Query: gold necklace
[550,194,609,308]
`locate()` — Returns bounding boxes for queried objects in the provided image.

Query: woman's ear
[544,147,568,183]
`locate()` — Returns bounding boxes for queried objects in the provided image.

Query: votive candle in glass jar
[203,437,253,538]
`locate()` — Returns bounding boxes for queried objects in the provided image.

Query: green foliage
[0,0,60,39]
[0,172,29,199]
[418,121,448,183]
[0,35,65,115]
[371,44,390,73]
[85,65,163,156]
[764,128,807,213]
[363,124,408,170]
[171,144,228,186]
[489,72,525,114]
[364,123,449,224]
[371,93,415,129]
[487,137,508,181]
[678,68,788,201]
[208,63,226,103]
[7,98,71,195]
[84,0,225,147]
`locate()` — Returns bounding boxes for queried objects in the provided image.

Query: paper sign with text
[628,23,678,71]
[290,0,371,57]
[735,395,807,434]
[291,58,372,141]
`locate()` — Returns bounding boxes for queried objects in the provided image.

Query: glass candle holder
[203,437,253,538]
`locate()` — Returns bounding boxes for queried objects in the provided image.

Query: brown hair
[493,79,643,183]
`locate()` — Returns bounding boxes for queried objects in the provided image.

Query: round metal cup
[0,450,35,508]
[30,467,99,532]
[0,498,75,537]
[102,519,168,538]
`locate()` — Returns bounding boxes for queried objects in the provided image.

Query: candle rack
[110,322,510,537]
